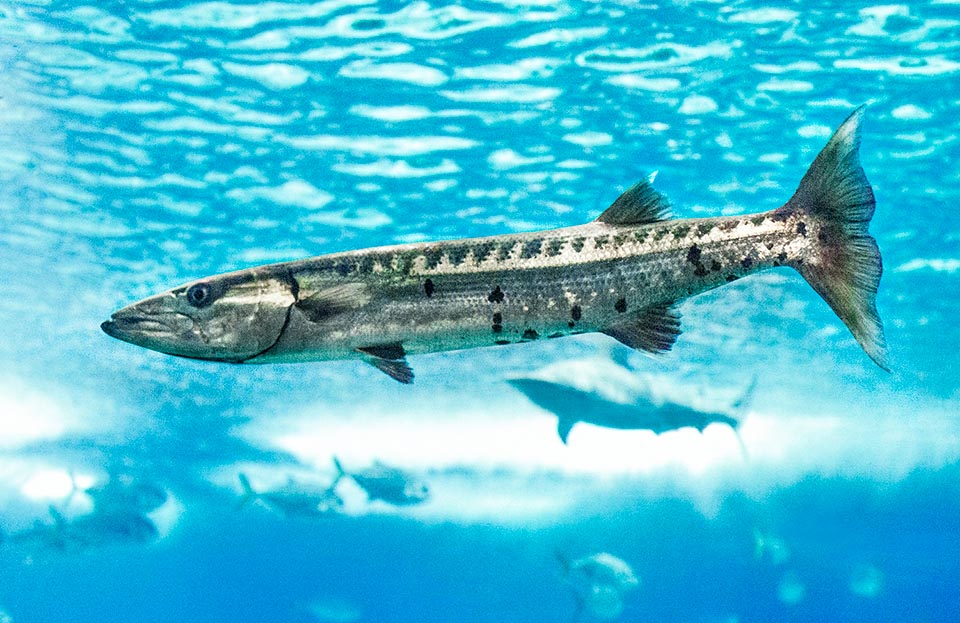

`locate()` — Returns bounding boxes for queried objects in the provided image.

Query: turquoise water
[1,1,958,621]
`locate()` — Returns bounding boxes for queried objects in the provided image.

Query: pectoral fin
[557,417,576,445]
[602,303,682,354]
[358,343,414,384]
[296,282,371,323]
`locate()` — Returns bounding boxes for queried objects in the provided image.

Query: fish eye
[186,283,213,307]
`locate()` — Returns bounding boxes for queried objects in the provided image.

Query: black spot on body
[797,221,807,236]
[614,298,627,313]
[673,224,691,238]
[336,261,352,277]
[741,256,753,269]
[496,241,514,261]
[492,324,502,334]
[520,239,542,259]
[687,243,709,276]
[522,329,539,340]
[711,260,722,272]
[777,251,788,264]
[492,311,503,333]
[593,235,609,249]
[751,215,765,226]
[494,340,510,345]
[634,230,649,243]
[488,286,505,303]
[697,222,714,236]
[571,237,586,252]
[545,239,564,257]
[726,274,738,282]
[423,278,434,298]
[719,220,738,232]
[613,233,629,247]
[570,304,582,321]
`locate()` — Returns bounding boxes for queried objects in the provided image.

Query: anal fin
[601,303,682,354]
[357,342,414,384]
[557,417,576,445]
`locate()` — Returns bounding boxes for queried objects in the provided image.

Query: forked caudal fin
[778,106,888,370]
[237,473,257,508]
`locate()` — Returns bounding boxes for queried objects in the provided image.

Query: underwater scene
[1,0,959,621]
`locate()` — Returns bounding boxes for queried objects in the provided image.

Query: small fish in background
[6,505,158,552]
[102,108,886,383]
[237,473,342,518]
[69,470,168,515]
[559,551,640,621]
[332,457,429,506]
[508,375,754,447]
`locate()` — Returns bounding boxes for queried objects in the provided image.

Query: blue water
[1,1,959,621]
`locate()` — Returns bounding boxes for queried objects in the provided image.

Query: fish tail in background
[237,473,257,509]
[330,457,347,487]
[779,105,888,370]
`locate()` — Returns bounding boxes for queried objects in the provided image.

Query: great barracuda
[102,107,887,383]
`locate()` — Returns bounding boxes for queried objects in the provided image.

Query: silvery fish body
[102,108,887,383]
[237,473,342,518]
[332,457,429,506]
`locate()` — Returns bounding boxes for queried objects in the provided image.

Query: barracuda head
[101,269,296,362]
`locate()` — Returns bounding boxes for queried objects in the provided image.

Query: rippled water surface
[1,1,958,622]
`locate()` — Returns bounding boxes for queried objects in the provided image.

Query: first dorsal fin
[601,303,682,354]
[595,175,671,226]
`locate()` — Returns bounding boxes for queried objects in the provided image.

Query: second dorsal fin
[595,175,671,226]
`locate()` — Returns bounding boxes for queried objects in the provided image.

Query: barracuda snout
[102,269,296,362]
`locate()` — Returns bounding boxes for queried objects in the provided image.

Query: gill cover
[102,268,296,362]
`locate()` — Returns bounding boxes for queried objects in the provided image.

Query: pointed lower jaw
[100,319,123,339]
